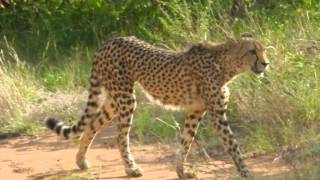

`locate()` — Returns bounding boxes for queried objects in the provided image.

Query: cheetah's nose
[261,62,269,67]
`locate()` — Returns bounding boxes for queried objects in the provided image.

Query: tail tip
[45,117,60,130]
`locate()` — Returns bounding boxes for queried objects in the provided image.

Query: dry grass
[0,39,38,134]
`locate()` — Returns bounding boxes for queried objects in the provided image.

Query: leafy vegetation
[0,0,319,177]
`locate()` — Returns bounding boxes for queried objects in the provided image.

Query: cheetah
[45,34,269,178]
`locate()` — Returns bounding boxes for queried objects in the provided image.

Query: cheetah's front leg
[208,89,250,177]
[176,108,206,179]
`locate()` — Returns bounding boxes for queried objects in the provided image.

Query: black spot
[223,129,229,134]
[216,110,225,115]
[181,139,185,145]
[99,118,104,125]
[85,114,92,118]
[191,124,197,129]
[72,125,78,133]
[121,141,127,147]
[96,111,101,118]
[219,120,228,126]
[63,128,71,139]
[87,101,98,107]
[120,113,126,118]
[103,110,110,120]
[189,114,196,119]
[188,130,195,137]
[45,117,59,130]
[78,120,86,126]
[80,116,85,122]
[127,99,134,105]
[120,124,130,129]
[90,121,95,131]
[229,140,233,146]
[185,123,190,128]
[233,146,238,152]
[110,103,115,108]
[55,125,62,134]
[121,94,130,99]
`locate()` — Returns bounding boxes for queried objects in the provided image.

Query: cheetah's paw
[76,159,90,170]
[125,166,143,177]
[176,166,197,179]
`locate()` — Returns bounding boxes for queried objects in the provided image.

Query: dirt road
[0,128,293,180]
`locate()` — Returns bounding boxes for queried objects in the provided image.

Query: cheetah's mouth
[251,58,264,75]
[252,68,264,74]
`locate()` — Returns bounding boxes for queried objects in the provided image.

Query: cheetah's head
[230,34,269,75]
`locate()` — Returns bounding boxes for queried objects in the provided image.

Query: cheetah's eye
[249,49,256,55]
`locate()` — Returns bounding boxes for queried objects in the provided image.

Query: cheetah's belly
[138,77,200,110]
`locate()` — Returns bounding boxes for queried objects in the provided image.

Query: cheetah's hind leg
[76,88,118,170]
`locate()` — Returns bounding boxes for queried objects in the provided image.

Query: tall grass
[0,37,40,134]
[0,0,319,176]
[0,38,92,134]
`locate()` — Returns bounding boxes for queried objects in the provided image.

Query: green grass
[0,0,319,177]
[134,105,179,143]
[0,38,89,134]
[55,173,89,180]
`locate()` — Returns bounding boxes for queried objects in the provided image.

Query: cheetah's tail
[45,117,84,139]
[45,55,104,139]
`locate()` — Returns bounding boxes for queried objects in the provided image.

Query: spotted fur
[45,35,269,178]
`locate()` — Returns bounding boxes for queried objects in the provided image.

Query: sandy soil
[0,127,293,180]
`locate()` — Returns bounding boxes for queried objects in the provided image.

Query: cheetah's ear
[240,32,253,38]
[226,36,237,44]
